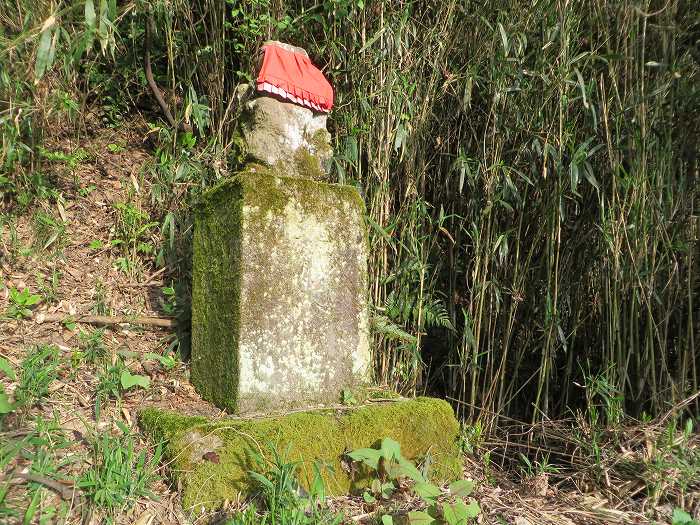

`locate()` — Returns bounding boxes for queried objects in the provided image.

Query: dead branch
[36,312,176,328]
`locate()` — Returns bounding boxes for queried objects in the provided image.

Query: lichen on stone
[138,397,463,514]
[238,96,332,180]
[191,165,371,414]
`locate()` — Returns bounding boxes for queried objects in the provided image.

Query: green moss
[138,397,462,514]
[308,128,333,159]
[190,176,244,412]
[292,146,326,181]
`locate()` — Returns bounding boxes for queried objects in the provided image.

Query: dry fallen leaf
[133,511,155,525]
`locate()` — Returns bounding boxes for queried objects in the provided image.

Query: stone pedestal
[191,164,371,413]
[139,398,463,513]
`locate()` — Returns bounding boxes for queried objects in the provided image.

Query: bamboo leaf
[34,25,54,80]
[498,23,509,55]
[85,0,96,29]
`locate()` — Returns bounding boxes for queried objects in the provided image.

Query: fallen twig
[12,471,77,501]
[36,312,176,328]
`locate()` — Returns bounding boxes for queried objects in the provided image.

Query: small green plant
[36,269,61,305]
[341,389,357,405]
[32,210,67,254]
[459,423,483,455]
[346,439,480,525]
[238,441,342,525]
[673,509,699,525]
[518,452,558,478]
[5,287,42,319]
[78,184,97,197]
[78,329,107,363]
[78,423,161,517]
[39,147,89,169]
[13,345,61,411]
[106,143,125,153]
[144,352,176,370]
[348,438,423,502]
[159,285,177,315]
[95,359,150,419]
[91,280,110,315]
[16,416,73,524]
[111,201,158,275]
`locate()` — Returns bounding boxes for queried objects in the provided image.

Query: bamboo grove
[1,0,698,425]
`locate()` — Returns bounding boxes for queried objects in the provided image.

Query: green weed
[91,280,110,315]
[4,287,41,320]
[14,345,61,411]
[78,424,161,518]
[111,201,158,276]
[32,210,67,254]
[95,358,150,420]
[77,329,107,364]
[227,441,342,525]
[346,439,480,525]
[35,269,61,305]
[0,416,73,523]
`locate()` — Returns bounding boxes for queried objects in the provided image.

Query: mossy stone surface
[138,397,463,514]
[191,165,371,413]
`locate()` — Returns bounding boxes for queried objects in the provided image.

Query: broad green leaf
[248,471,274,491]
[388,456,424,482]
[380,438,402,460]
[24,293,41,306]
[310,461,325,501]
[442,502,462,525]
[463,499,480,518]
[413,481,441,503]
[362,491,376,503]
[346,448,382,470]
[672,508,695,525]
[120,370,150,390]
[0,357,16,380]
[445,500,477,525]
[448,479,475,498]
[407,511,435,525]
[381,516,393,525]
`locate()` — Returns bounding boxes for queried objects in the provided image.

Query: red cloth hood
[256,43,333,113]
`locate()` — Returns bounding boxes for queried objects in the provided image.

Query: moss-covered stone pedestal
[191,164,371,413]
[138,397,463,514]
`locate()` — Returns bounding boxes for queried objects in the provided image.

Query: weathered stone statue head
[237,41,333,180]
